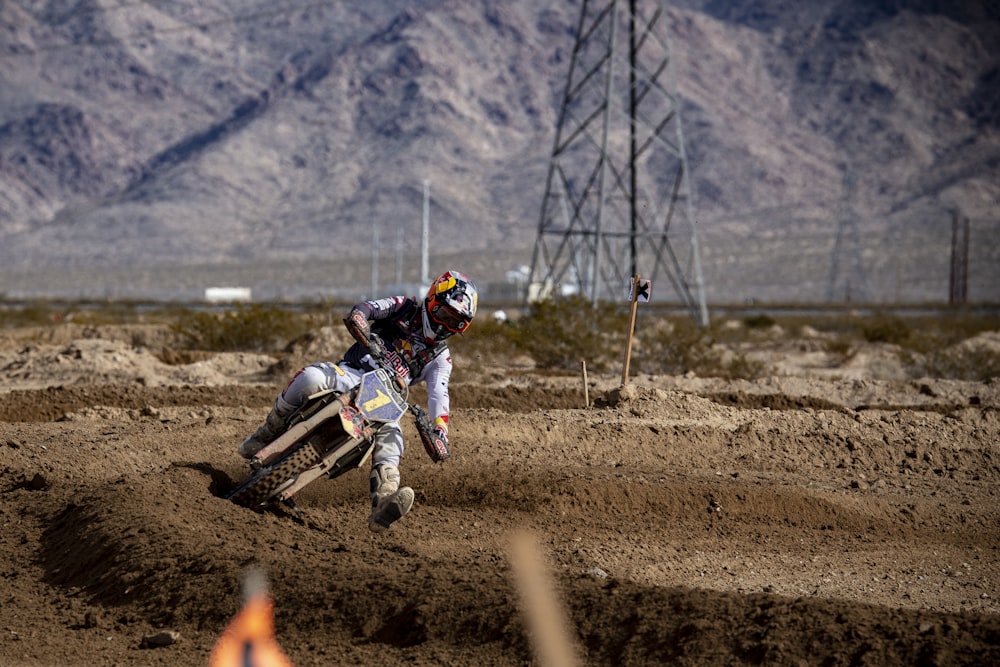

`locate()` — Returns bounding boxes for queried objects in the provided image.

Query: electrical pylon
[528,0,708,325]
[825,170,868,303]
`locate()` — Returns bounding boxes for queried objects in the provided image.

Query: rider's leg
[368,423,414,532]
[239,362,361,459]
[238,393,296,458]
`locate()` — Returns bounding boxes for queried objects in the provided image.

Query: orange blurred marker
[209,567,294,667]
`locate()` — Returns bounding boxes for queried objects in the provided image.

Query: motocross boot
[368,463,414,532]
[238,395,295,459]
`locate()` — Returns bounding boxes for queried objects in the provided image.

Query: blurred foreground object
[209,567,294,667]
[508,530,580,667]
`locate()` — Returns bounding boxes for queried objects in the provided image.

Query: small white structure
[205,287,252,303]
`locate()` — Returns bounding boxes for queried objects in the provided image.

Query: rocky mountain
[0,0,997,303]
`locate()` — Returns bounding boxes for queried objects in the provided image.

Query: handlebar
[365,334,410,400]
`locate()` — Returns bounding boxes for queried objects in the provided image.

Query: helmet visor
[430,301,469,333]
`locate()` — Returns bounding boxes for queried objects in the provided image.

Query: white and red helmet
[422,270,478,341]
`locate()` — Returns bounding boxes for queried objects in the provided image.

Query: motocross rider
[238,270,478,532]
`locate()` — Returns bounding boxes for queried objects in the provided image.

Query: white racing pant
[281,361,405,468]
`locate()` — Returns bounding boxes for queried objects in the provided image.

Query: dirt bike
[226,351,446,516]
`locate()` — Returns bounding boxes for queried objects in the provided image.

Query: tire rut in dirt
[228,442,323,509]
[0,385,278,422]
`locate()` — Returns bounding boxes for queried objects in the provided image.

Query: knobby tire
[229,442,323,509]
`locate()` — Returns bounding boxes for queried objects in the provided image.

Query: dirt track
[1,327,998,666]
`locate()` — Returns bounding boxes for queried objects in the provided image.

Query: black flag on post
[628,278,652,303]
[622,275,651,385]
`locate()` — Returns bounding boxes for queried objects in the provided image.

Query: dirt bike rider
[238,270,478,532]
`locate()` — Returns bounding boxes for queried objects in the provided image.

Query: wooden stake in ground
[580,359,589,407]
[621,274,641,385]
[508,530,580,667]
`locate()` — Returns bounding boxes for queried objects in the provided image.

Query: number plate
[356,369,406,423]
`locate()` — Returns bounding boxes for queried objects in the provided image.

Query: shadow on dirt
[174,461,237,498]
[702,391,843,411]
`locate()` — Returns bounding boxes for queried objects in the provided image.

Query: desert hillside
[1,0,998,303]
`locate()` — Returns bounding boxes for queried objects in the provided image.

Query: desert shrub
[743,313,776,329]
[716,351,769,380]
[635,317,770,379]
[63,302,147,326]
[490,305,774,379]
[634,316,711,375]
[171,304,311,353]
[861,314,912,345]
[805,312,1000,380]
[908,345,1000,382]
[898,315,1000,356]
[824,312,1000,352]
[0,301,65,327]
[855,314,1000,379]
[505,296,629,371]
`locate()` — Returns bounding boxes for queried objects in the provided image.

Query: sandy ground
[0,323,998,666]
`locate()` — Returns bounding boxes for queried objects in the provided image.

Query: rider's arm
[347,297,408,325]
[345,297,398,340]
[345,297,409,354]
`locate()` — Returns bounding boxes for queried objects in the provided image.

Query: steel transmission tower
[528,0,708,325]
[826,170,868,303]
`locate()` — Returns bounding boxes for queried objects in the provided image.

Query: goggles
[431,301,469,333]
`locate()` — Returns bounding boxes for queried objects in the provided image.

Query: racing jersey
[341,296,452,431]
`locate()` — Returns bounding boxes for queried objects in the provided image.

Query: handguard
[345,310,372,347]
[345,310,386,363]
[411,405,450,463]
